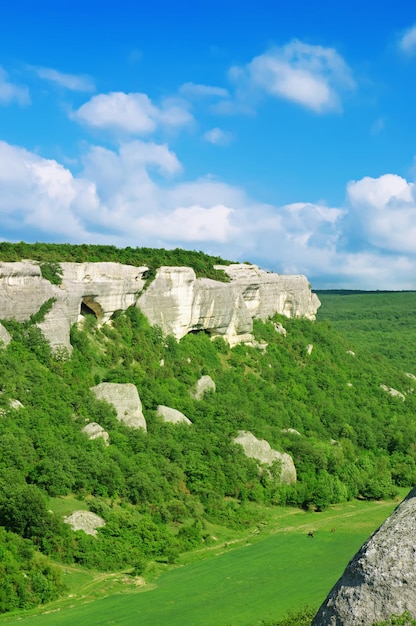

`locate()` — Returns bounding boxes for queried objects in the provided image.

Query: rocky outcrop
[191,375,216,400]
[380,384,406,401]
[0,322,11,347]
[233,430,296,484]
[313,487,416,625]
[0,260,319,352]
[82,422,110,445]
[0,260,147,354]
[90,382,147,430]
[137,267,253,346]
[156,405,191,425]
[137,264,320,345]
[64,510,106,536]
[216,264,320,321]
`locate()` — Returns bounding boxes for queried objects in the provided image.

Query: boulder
[313,487,416,625]
[90,382,147,430]
[380,384,405,401]
[233,430,296,484]
[191,375,216,400]
[0,322,11,347]
[64,510,106,536]
[82,421,110,445]
[156,405,191,425]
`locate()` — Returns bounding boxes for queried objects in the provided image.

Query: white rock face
[380,384,406,401]
[0,260,319,351]
[82,421,110,444]
[64,510,106,536]
[90,382,147,430]
[137,267,253,345]
[191,375,216,400]
[313,486,416,625]
[233,430,296,484]
[0,261,147,354]
[137,264,320,346]
[156,405,191,425]
[0,322,11,347]
[216,264,320,321]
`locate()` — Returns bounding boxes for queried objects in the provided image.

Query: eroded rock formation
[312,486,416,625]
[64,511,106,536]
[156,405,191,425]
[0,322,11,347]
[90,382,147,430]
[82,421,110,445]
[191,375,216,400]
[0,260,320,352]
[233,430,296,484]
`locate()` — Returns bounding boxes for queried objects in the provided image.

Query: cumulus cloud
[1,137,416,289]
[203,127,233,145]
[74,92,193,134]
[0,67,30,106]
[0,141,96,239]
[230,40,355,113]
[33,66,95,91]
[346,174,416,254]
[398,24,416,55]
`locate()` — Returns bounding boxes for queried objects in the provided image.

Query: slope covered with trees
[1,245,416,614]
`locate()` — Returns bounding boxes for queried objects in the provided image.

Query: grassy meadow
[316,290,416,372]
[0,494,405,626]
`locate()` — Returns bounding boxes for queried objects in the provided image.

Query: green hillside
[1,245,416,620]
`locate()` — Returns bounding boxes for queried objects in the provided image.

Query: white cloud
[0,141,96,238]
[398,25,416,55]
[231,40,355,113]
[74,92,193,134]
[34,66,95,91]
[0,67,30,106]
[347,174,416,254]
[179,82,229,98]
[1,137,416,290]
[203,127,233,145]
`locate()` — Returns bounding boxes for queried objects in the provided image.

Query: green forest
[1,244,416,620]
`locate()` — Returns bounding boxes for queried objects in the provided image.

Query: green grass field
[317,291,416,371]
[0,494,405,626]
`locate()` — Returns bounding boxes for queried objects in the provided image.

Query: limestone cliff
[0,260,320,352]
[137,264,320,345]
[312,486,416,625]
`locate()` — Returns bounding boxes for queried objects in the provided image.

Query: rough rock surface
[82,421,110,444]
[380,384,406,401]
[137,266,253,346]
[156,405,191,425]
[63,511,106,536]
[216,264,320,321]
[233,430,296,484]
[90,382,147,430]
[138,264,320,345]
[0,261,147,354]
[191,375,216,400]
[0,260,319,351]
[0,322,11,347]
[313,487,416,625]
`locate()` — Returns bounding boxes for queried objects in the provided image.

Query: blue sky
[1,0,416,288]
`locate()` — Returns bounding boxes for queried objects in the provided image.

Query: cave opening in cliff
[189,328,211,336]
[80,298,103,322]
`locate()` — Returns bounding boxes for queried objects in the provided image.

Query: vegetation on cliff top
[0,241,233,282]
